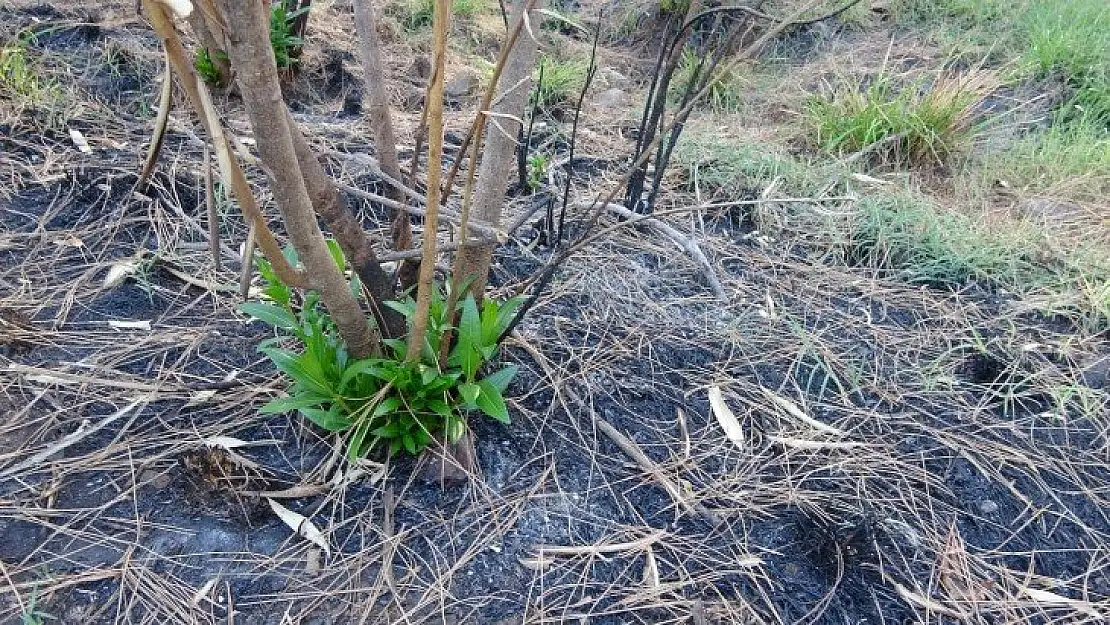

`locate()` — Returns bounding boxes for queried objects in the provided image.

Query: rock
[592,88,627,109]
[979,500,999,514]
[418,432,476,485]
[599,67,629,88]
[407,56,431,80]
[444,70,480,101]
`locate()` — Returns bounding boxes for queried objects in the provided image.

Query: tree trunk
[450,0,544,299]
[284,111,404,339]
[215,0,379,358]
[353,0,419,292]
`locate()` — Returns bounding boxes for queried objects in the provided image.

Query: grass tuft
[671,48,745,113]
[402,0,488,31]
[805,69,997,166]
[534,54,587,109]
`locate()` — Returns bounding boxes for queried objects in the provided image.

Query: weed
[850,192,1042,286]
[670,48,744,112]
[0,43,38,99]
[658,0,690,16]
[194,48,225,86]
[805,70,996,166]
[270,0,309,69]
[403,0,487,31]
[242,243,522,459]
[19,586,53,625]
[526,153,548,191]
[1021,0,1108,85]
[534,54,586,109]
[984,99,1110,199]
[672,131,824,197]
[0,39,62,130]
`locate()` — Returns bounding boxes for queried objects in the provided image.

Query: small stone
[592,88,627,109]
[407,56,431,80]
[979,500,999,514]
[444,70,480,101]
[599,67,629,88]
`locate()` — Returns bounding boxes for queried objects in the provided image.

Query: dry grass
[1,1,1108,624]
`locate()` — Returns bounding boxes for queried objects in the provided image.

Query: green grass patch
[0,43,39,98]
[849,192,1109,327]
[670,48,745,113]
[984,102,1110,199]
[534,54,587,109]
[672,130,826,197]
[1022,0,1109,85]
[805,70,996,166]
[401,0,488,31]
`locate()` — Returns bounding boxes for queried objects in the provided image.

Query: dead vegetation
[1,1,1108,623]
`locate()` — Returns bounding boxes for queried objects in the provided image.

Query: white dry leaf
[157,0,193,19]
[760,388,844,436]
[850,172,891,186]
[708,386,744,450]
[26,372,71,385]
[268,498,330,557]
[1023,587,1103,618]
[53,235,84,248]
[766,435,863,450]
[69,128,92,154]
[203,436,249,450]
[191,578,218,607]
[642,546,659,588]
[107,319,151,331]
[102,261,138,289]
[519,555,554,571]
[187,389,218,406]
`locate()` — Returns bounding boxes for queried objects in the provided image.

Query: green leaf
[347,421,373,462]
[427,398,454,420]
[299,406,353,431]
[481,364,518,393]
[476,379,510,424]
[260,347,333,397]
[383,338,407,360]
[239,302,297,331]
[384,299,416,320]
[325,238,346,271]
[459,381,480,405]
[448,295,482,380]
[372,396,402,418]
[494,296,526,339]
[260,393,329,414]
[339,359,389,391]
[373,422,400,437]
[402,433,417,455]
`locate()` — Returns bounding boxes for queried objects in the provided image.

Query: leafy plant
[270,1,310,69]
[243,244,522,460]
[194,48,225,86]
[526,153,548,191]
[0,42,38,98]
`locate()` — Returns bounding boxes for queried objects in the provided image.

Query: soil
[2,2,1108,625]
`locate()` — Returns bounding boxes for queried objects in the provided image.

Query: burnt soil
[2,3,1109,625]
